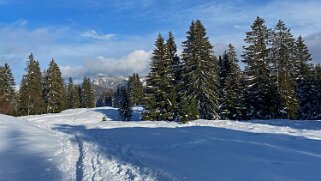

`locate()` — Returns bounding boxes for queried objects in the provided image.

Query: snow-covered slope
[1,107,321,180]
[0,114,74,180]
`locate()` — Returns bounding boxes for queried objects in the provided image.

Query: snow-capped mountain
[92,74,129,89]
[91,73,146,90]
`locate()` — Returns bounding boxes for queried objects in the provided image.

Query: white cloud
[305,31,321,63]
[81,29,115,40]
[60,50,152,79]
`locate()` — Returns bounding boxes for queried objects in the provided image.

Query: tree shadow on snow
[93,107,142,121]
[245,119,321,131]
[0,130,62,181]
[53,124,321,181]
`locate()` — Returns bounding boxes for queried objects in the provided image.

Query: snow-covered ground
[1,107,321,180]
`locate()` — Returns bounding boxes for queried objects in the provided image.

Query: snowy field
[1,107,321,181]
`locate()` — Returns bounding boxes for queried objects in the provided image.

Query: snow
[1,107,321,180]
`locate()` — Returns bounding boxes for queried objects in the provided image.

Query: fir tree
[0,63,16,115]
[45,59,67,113]
[81,77,95,108]
[18,53,45,115]
[181,20,219,120]
[118,86,132,121]
[143,33,176,121]
[113,87,121,108]
[76,85,83,108]
[166,32,180,120]
[315,64,321,119]
[223,44,244,120]
[128,73,144,106]
[67,77,80,109]
[242,17,277,119]
[293,36,315,119]
[270,20,299,119]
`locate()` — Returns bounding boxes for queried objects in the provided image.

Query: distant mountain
[91,74,146,100]
[92,74,128,89]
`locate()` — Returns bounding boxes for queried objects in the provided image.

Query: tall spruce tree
[18,54,45,115]
[128,73,144,106]
[181,20,219,120]
[294,36,315,119]
[218,54,229,119]
[242,17,277,119]
[223,44,244,120]
[114,87,121,108]
[315,64,321,119]
[143,33,176,121]
[270,20,299,119]
[67,77,80,109]
[45,59,66,113]
[81,77,95,108]
[118,86,132,121]
[0,63,16,115]
[166,32,180,119]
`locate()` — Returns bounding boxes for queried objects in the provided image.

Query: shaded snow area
[1,107,321,180]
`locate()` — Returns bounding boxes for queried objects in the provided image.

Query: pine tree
[45,59,67,113]
[128,73,144,106]
[165,32,180,120]
[118,86,132,121]
[18,53,45,115]
[270,20,299,119]
[67,77,80,109]
[143,33,176,121]
[0,63,16,115]
[113,87,121,108]
[223,44,244,120]
[242,17,277,119]
[294,36,315,119]
[81,77,95,108]
[76,85,83,108]
[218,54,230,119]
[180,20,219,120]
[315,64,321,119]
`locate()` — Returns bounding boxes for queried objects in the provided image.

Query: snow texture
[1,107,321,180]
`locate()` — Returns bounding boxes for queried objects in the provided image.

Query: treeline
[1,16,320,122]
[142,17,321,122]
[0,53,95,116]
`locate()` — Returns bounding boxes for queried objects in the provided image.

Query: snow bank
[0,114,74,180]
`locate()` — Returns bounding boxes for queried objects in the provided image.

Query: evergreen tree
[242,17,277,119]
[223,44,244,120]
[67,77,80,109]
[270,20,299,119]
[315,64,321,119]
[118,86,132,121]
[166,32,180,120]
[113,87,121,108]
[180,20,219,120]
[45,59,67,113]
[0,63,16,115]
[293,36,312,80]
[76,84,83,108]
[128,73,144,106]
[81,77,95,108]
[293,36,315,119]
[18,53,45,115]
[143,33,176,121]
[218,54,229,119]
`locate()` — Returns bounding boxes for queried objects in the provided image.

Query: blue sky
[0,0,321,84]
